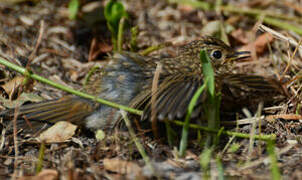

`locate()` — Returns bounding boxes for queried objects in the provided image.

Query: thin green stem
[267,140,281,180]
[200,49,220,147]
[221,5,302,23]
[172,120,276,142]
[140,43,167,56]
[83,66,100,86]
[179,82,207,157]
[168,0,211,10]
[168,0,302,33]
[130,26,139,52]
[35,141,45,174]
[117,17,126,52]
[120,111,154,174]
[262,17,302,36]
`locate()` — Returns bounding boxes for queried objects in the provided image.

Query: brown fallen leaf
[283,1,302,14]
[230,29,249,44]
[17,169,58,180]
[178,4,194,13]
[37,121,77,143]
[0,92,43,108]
[239,32,274,55]
[201,20,221,36]
[1,76,24,96]
[88,38,112,61]
[103,158,143,178]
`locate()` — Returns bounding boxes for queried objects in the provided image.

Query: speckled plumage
[2,36,284,132]
[82,36,243,128]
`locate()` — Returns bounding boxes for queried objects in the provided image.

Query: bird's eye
[211,50,222,60]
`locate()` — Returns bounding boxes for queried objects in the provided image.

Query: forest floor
[0,0,302,179]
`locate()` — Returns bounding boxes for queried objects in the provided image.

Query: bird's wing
[222,74,285,94]
[131,74,206,121]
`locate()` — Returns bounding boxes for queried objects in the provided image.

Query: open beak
[222,51,251,64]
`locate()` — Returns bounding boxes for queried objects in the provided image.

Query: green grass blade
[267,140,281,180]
[200,49,220,146]
[179,81,207,157]
[200,49,215,97]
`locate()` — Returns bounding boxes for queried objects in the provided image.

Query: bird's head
[179,36,250,71]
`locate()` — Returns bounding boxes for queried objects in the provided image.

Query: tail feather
[18,98,74,113]
[1,96,97,133]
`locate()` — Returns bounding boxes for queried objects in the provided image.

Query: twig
[266,114,302,121]
[151,62,162,139]
[120,110,154,175]
[239,141,296,171]
[259,25,302,49]
[28,20,45,68]
[281,39,302,78]
[88,38,97,61]
[248,103,263,158]
[262,17,302,36]
[12,106,19,177]
[221,116,265,125]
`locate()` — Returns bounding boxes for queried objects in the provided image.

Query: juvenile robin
[2,36,284,132]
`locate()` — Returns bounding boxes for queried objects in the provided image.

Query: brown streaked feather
[166,81,190,120]
[155,81,184,120]
[2,96,97,129]
[141,83,176,121]
[175,79,204,119]
[222,74,285,94]
[139,75,206,121]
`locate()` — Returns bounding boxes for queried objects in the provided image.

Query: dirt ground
[0,0,302,179]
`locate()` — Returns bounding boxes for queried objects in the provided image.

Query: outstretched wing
[222,74,285,94]
[131,75,206,121]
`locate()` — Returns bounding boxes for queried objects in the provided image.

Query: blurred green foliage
[68,0,80,20]
[104,0,129,50]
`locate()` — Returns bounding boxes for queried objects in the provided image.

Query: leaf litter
[0,0,301,179]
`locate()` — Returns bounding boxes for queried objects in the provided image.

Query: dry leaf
[201,20,221,36]
[17,169,58,180]
[0,92,43,108]
[253,33,274,53]
[89,38,112,61]
[1,76,24,95]
[104,158,142,176]
[239,32,274,55]
[231,29,249,44]
[37,121,77,143]
[178,4,194,12]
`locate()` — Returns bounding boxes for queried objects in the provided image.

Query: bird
[1,36,285,133]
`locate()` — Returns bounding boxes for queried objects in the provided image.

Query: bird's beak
[222,51,251,64]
